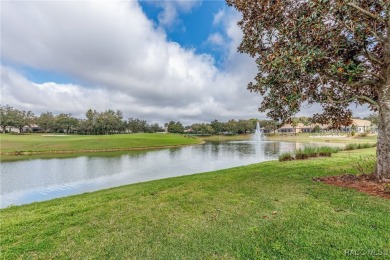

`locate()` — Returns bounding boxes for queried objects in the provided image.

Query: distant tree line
[1,105,377,135]
[185,119,280,135]
[0,105,165,135]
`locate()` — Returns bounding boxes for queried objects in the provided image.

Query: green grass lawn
[1,148,388,259]
[0,133,201,155]
[200,134,253,142]
[266,132,378,143]
[200,133,378,144]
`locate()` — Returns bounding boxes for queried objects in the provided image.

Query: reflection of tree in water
[169,147,181,158]
[209,142,220,154]
[264,142,280,155]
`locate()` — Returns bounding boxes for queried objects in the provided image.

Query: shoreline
[1,141,206,157]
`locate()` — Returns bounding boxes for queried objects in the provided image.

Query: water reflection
[0,141,344,208]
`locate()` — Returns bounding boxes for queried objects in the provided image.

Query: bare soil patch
[314,174,390,199]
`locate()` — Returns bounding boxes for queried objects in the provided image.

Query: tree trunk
[375,79,390,180]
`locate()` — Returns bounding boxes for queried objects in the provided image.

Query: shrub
[317,146,340,157]
[295,149,309,160]
[345,143,376,151]
[345,143,358,150]
[312,125,320,133]
[303,147,318,157]
[279,152,294,162]
[292,146,342,160]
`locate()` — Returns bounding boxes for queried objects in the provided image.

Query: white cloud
[207,33,225,46]
[0,0,263,125]
[0,1,369,125]
[158,3,178,27]
[213,9,225,25]
[147,0,201,28]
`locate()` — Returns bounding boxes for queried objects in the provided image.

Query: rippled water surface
[0,141,343,208]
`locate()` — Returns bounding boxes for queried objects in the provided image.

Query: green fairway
[1,148,388,259]
[266,132,378,143]
[0,133,201,156]
[199,134,253,142]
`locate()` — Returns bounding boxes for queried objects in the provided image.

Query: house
[341,119,372,133]
[0,126,20,133]
[22,124,42,133]
[0,124,42,133]
[277,123,305,134]
[273,118,372,134]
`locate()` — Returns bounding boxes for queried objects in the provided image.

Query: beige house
[341,119,372,133]
[275,118,372,134]
[277,123,305,134]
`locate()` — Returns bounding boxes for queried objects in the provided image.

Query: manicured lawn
[1,148,388,259]
[200,134,253,142]
[266,132,378,143]
[200,133,377,144]
[0,133,201,155]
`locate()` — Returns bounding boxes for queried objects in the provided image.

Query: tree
[0,105,14,133]
[37,112,55,133]
[85,109,98,134]
[54,113,78,134]
[167,121,184,133]
[291,118,300,136]
[13,110,35,133]
[227,0,390,180]
[225,119,238,135]
[127,117,148,133]
[149,123,164,133]
[237,119,255,134]
[210,119,223,134]
[260,119,279,134]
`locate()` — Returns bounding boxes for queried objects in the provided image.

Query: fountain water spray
[253,122,264,141]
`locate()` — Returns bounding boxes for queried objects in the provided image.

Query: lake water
[0,140,343,208]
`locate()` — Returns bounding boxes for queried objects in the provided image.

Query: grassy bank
[266,132,377,143]
[199,134,252,142]
[1,148,388,259]
[0,133,201,156]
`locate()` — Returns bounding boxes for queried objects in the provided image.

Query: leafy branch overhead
[227,0,388,127]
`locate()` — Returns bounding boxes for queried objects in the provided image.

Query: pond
[0,140,344,208]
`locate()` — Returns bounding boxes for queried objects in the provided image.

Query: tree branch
[347,2,386,24]
[363,46,385,66]
[328,95,379,108]
[347,79,377,88]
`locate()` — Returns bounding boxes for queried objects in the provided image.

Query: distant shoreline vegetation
[0,104,378,136]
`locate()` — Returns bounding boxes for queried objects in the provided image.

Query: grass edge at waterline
[1,148,388,259]
[0,133,202,160]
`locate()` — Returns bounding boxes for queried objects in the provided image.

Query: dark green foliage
[278,152,294,161]
[294,146,341,160]
[345,143,376,151]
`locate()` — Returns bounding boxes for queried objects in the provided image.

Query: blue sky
[140,0,227,64]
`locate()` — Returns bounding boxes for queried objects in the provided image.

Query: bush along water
[279,144,374,162]
[345,143,377,151]
[279,146,338,161]
[278,152,294,162]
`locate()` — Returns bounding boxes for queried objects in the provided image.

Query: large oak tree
[227,0,389,180]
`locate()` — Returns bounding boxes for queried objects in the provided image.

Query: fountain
[253,122,264,142]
